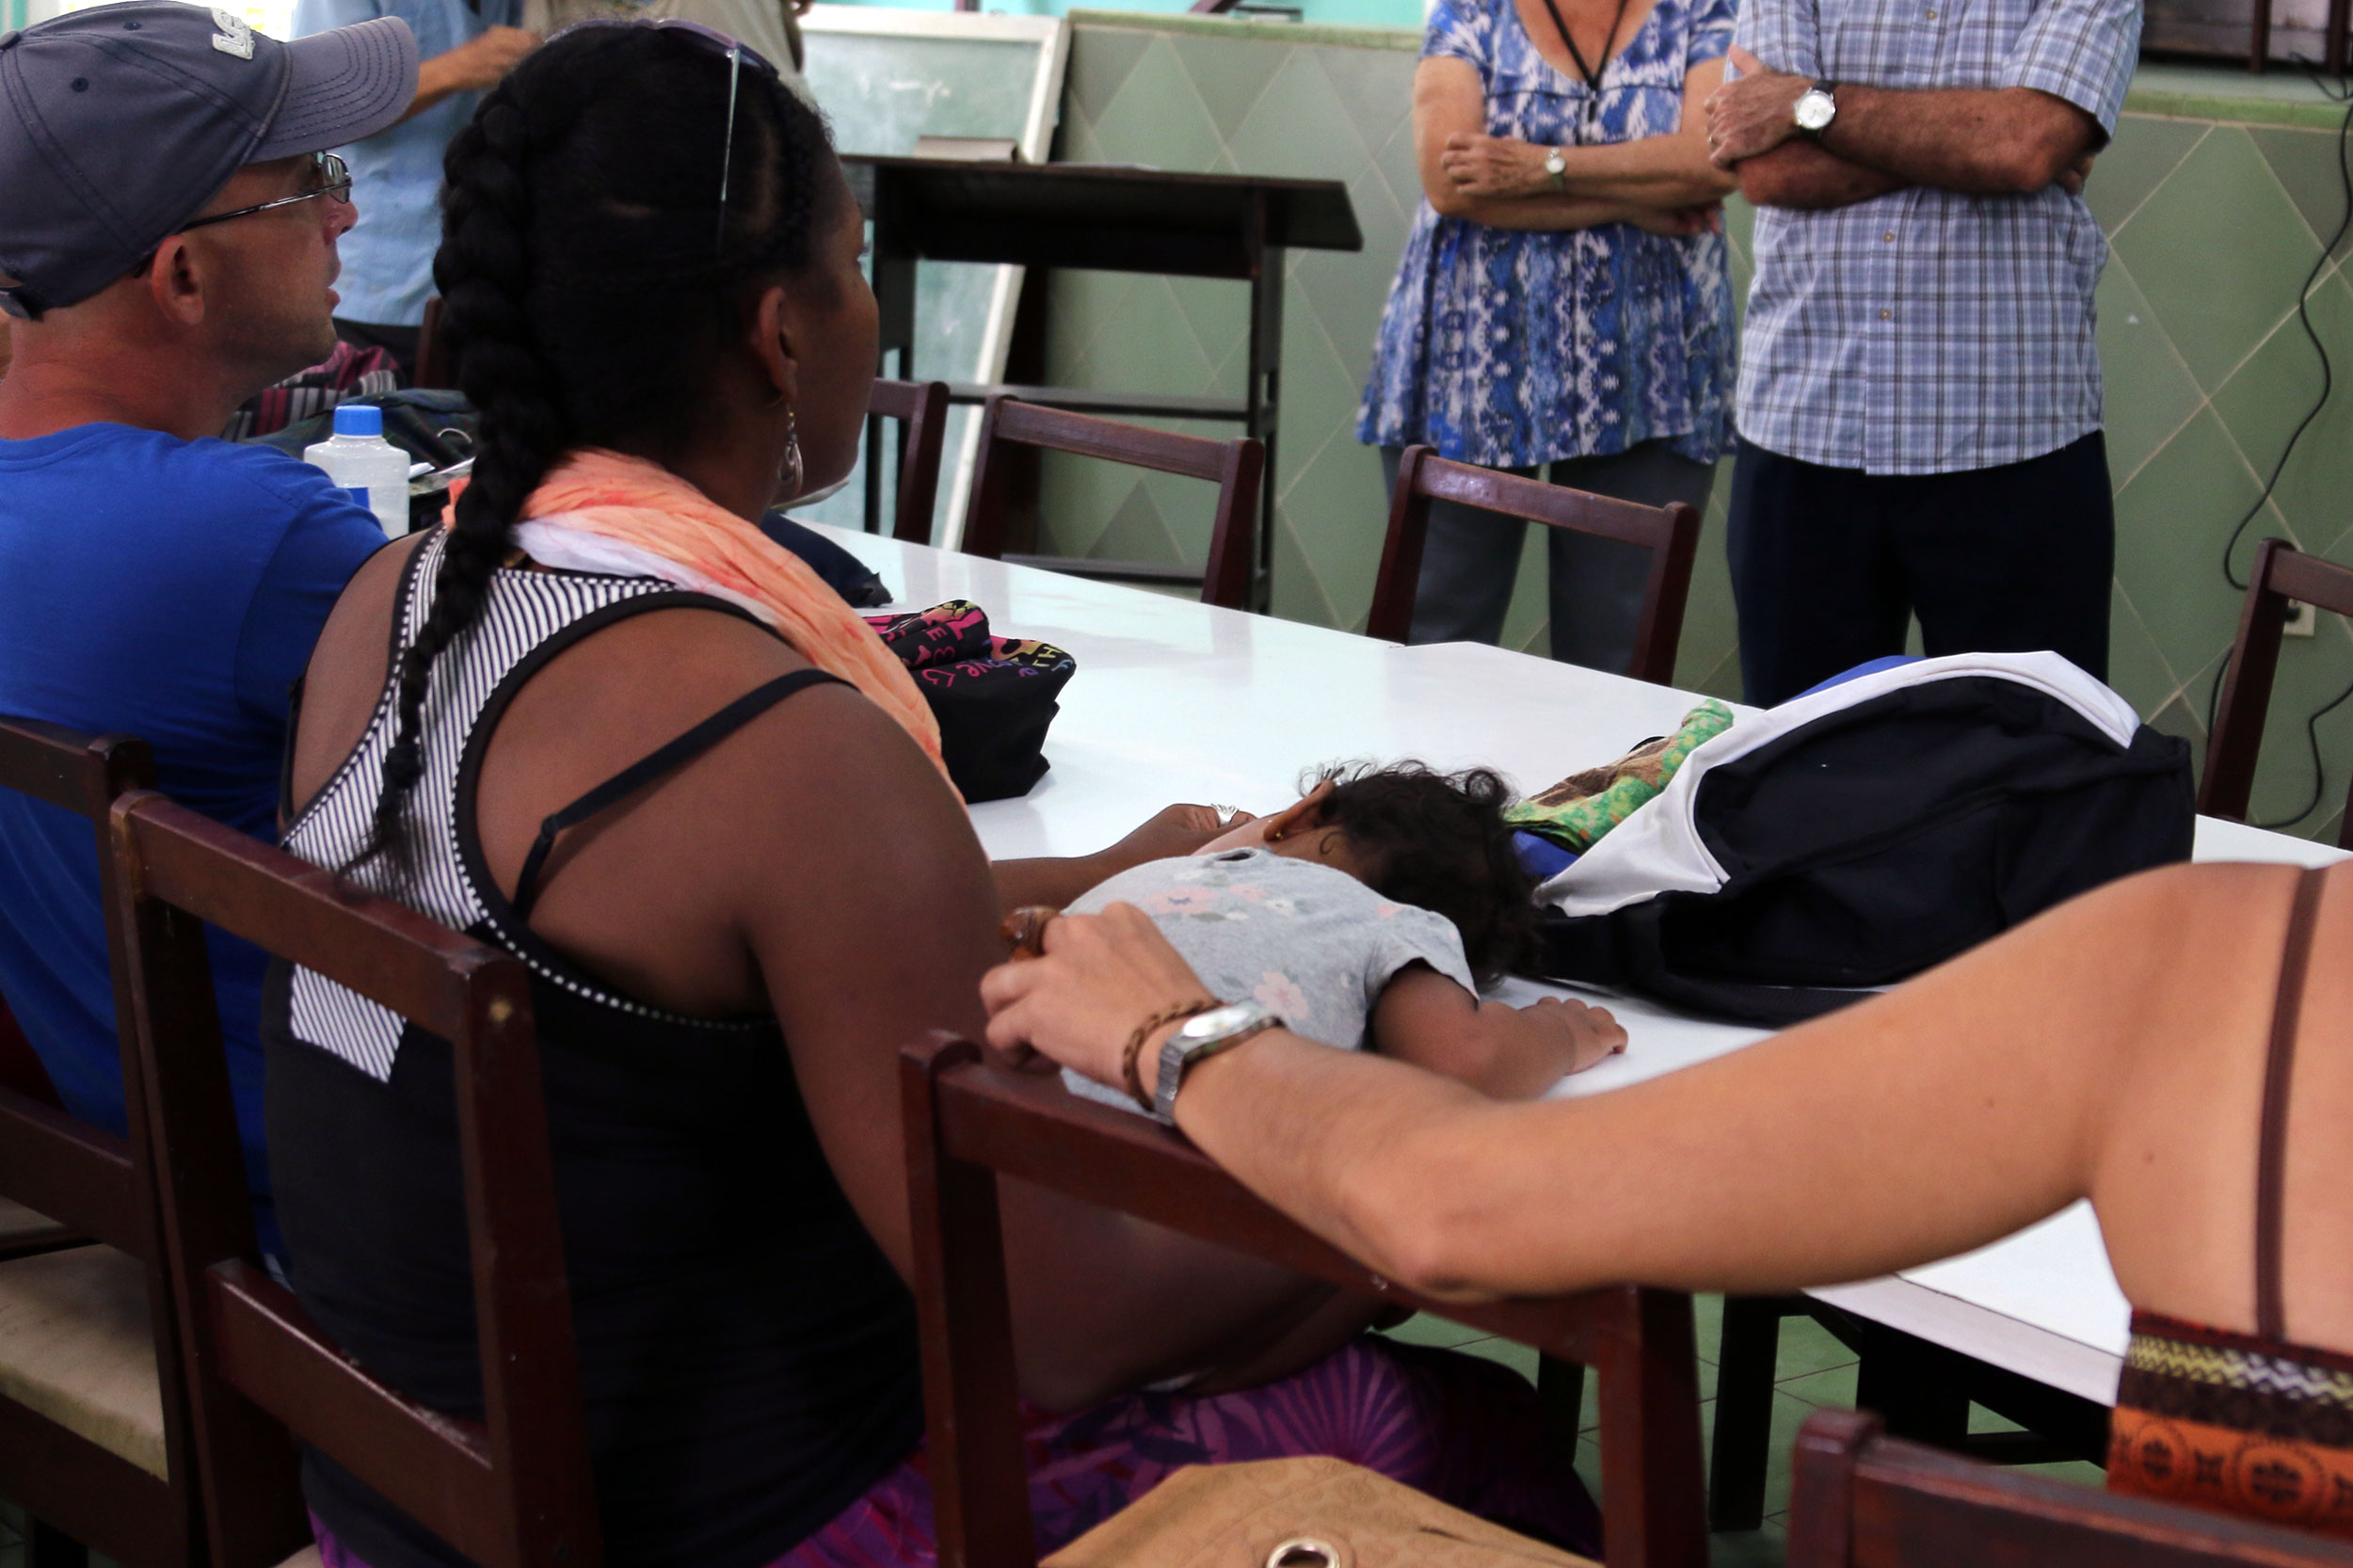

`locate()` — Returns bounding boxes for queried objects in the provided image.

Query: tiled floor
[1383,1294,2106,1568]
[0,1304,2109,1568]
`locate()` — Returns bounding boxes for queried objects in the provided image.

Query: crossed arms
[1706,44,2102,212]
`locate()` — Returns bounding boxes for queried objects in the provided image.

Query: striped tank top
[268,532,922,1568]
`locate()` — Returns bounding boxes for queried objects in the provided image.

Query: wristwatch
[1793,81,1839,142]
[1153,1000,1282,1122]
[1543,146,1568,191]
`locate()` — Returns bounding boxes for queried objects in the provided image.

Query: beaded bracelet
[1122,999,1220,1112]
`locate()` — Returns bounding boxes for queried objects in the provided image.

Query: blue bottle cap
[332,403,384,438]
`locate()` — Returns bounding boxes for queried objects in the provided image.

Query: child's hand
[1495,995,1627,1080]
[1098,803,1255,873]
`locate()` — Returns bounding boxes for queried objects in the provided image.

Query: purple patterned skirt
[310,1336,1599,1568]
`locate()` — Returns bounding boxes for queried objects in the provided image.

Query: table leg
[26,1520,86,1568]
[1538,1352,1586,1454]
[1852,1321,1972,1448]
[1707,1295,1800,1531]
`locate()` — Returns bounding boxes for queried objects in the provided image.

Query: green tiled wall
[1036,14,2353,839]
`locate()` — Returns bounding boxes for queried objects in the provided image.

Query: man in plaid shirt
[1704,0,2139,705]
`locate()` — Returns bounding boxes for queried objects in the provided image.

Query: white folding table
[822,522,2348,1410]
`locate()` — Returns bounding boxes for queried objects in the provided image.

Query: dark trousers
[1379,440,1717,673]
[1726,432,2114,708]
[333,318,422,387]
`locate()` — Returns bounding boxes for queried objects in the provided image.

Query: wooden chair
[0,716,217,1568]
[1785,1405,2353,1568]
[1366,445,1701,686]
[899,1033,1707,1568]
[2201,538,2353,847]
[866,377,951,543]
[961,395,1264,611]
[110,790,601,1568]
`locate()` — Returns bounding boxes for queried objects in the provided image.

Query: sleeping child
[1047,761,1625,1112]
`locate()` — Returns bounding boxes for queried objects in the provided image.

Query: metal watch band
[1152,1000,1280,1123]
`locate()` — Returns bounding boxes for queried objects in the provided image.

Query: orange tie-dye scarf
[487,447,950,785]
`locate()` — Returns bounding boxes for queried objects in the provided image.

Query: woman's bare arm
[1436,57,1737,208]
[985,864,2313,1335]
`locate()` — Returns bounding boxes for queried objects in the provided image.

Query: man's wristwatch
[1153,1000,1282,1122]
[1793,81,1838,142]
[1543,146,1568,191]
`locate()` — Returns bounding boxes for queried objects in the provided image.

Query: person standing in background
[1705,0,2138,706]
[294,0,536,383]
[521,0,815,101]
[1356,0,1736,673]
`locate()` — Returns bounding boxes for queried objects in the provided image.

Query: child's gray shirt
[1059,847,1477,1113]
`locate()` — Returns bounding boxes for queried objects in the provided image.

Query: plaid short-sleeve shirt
[1731,0,2140,475]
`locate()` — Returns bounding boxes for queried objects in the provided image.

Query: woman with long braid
[270,24,1604,1568]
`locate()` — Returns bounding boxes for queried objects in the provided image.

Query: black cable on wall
[2200,66,2353,832]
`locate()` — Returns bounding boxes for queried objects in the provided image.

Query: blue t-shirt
[0,424,385,1252]
[296,0,523,328]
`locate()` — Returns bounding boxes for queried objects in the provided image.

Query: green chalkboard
[792,6,1066,545]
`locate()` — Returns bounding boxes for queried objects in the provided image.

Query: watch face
[1177,1003,1253,1043]
[1545,150,1566,174]
[1795,90,1835,132]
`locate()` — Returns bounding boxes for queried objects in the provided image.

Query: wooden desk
[840,156,1360,604]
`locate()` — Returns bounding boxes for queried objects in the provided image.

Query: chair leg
[1707,1295,1794,1532]
[27,1520,88,1568]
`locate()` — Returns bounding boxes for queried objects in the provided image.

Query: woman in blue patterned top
[1358,0,1737,671]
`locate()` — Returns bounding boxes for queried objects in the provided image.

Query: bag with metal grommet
[1042,1457,1593,1568]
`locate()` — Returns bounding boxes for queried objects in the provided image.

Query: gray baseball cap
[0,3,418,317]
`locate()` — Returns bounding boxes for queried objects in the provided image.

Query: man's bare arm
[1734,139,1907,211]
[1819,84,2098,194]
[1709,47,2097,197]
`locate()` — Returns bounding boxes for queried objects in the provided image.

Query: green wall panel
[1030,12,2353,834]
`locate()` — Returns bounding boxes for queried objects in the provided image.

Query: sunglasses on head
[558,17,781,253]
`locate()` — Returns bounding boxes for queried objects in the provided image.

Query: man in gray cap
[0,1,416,1256]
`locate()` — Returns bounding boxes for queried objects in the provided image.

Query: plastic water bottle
[304,405,409,539]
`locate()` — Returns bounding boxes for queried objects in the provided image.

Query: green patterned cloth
[1507,700,1737,854]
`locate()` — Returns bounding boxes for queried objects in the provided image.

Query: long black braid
[346,24,833,875]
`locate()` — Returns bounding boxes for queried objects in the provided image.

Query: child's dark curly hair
[1310,761,1538,984]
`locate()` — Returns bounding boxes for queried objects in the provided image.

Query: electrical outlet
[2286,600,2318,637]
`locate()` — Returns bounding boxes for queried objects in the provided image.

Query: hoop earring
[777,405,804,501]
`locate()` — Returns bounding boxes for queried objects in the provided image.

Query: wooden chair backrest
[867,378,952,543]
[0,717,155,1249]
[2200,538,2353,847]
[111,792,601,1568]
[0,718,222,1567]
[899,1033,1705,1568]
[1366,445,1701,685]
[1786,1407,2353,1568]
[960,396,1264,611]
